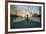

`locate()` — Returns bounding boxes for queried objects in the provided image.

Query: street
[10,17,41,29]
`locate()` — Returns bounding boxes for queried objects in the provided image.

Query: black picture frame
[5,0,45,34]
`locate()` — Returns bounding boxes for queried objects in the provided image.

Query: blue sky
[10,5,41,15]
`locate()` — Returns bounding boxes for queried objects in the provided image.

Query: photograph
[10,4,41,28]
[8,2,44,32]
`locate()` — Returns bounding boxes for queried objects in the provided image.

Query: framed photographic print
[5,1,45,33]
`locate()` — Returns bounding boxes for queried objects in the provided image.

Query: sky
[10,5,41,15]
